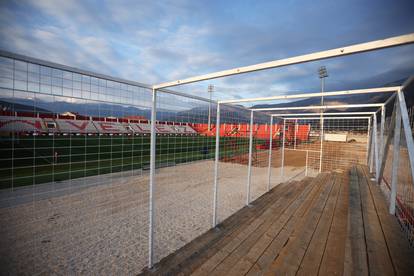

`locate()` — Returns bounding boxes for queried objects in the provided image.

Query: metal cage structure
[0,33,414,274]
[149,33,414,268]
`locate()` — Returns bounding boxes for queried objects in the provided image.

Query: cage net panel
[381,97,414,246]
[153,91,215,263]
[268,117,284,188]
[215,104,250,222]
[283,117,369,176]
[283,118,320,180]
[249,112,272,202]
[395,125,414,245]
[0,56,150,274]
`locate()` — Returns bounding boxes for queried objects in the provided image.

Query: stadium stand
[0,113,311,143]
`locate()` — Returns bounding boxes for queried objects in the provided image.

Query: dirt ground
[221,140,368,172]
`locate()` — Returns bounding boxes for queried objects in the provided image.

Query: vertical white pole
[305,150,309,176]
[267,116,273,191]
[369,126,375,173]
[319,78,325,173]
[380,106,386,166]
[148,88,157,268]
[294,119,297,150]
[369,127,375,173]
[281,119,286,180]
[319,115,324,173]
[247,110,254,205]
[213,103,221,227]
[373,113,379,180]
[390,98,401,215]
[366,117,371,165]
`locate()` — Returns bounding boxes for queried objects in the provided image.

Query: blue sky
[0,0,413,101]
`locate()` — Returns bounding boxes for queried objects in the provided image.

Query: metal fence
[1,42,414,275]
[379,91,414,246]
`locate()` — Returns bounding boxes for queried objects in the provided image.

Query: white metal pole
[369,126,375,173]
[319,116,324,173]
[373,113,379,180]
[294,119,297,150]
[148,88,157,268]
[390,98,401,215]
[154,33,414,89]
[267,116,273,191]
[208,85,213,131]
[380,106,386,165]
[247,110,254,205]
[281,119,286,179]
[212,103,221,227]
[366,117,371,165]
[319,77,325,174]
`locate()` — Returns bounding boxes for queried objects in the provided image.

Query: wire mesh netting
[0,56,151,274]
[1,50,413,275]
[381,94,414,246]
[153,91,216,263]
[283,117,369,176]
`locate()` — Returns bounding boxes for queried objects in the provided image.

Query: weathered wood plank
[296,173,342,276]
[227,174,331,276]
[318,171,349,276]
[343,166,369,276]
[357,165,395,276]
[245,174,330,276]
[264,173,336,275]
[361,166,414,276]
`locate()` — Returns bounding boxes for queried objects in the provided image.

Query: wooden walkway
[141,165,414,276]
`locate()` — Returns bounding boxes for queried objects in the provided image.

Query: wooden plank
[192,176,318,276]
[361,166,414,275]
[343,166,369,276]
[225,174,332,276]
[296,173,342,276]
[143,180,296,275]
[264,173,336,275]
[318,171,349,276]
[357,165,395,276]
[244,174,330,275]
[188,178,314,276]
[243,174,328,275]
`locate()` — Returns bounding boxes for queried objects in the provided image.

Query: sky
[0,0,413,102]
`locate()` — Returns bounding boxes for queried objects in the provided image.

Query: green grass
[0,135,267,189]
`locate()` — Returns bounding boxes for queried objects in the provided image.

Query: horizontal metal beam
[284,116,371,120]
[253,103,384,111]
[218,87,399,104]
[154,33,414,89]
[271,112,375,117]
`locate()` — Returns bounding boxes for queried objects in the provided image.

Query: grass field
[0,135,268,189]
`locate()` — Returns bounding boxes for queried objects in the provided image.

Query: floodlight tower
[318,66,328,172]
[318,66,328,101]
[208,84,214,131]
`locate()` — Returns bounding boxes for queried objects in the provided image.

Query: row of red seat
[190,123,310,140]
